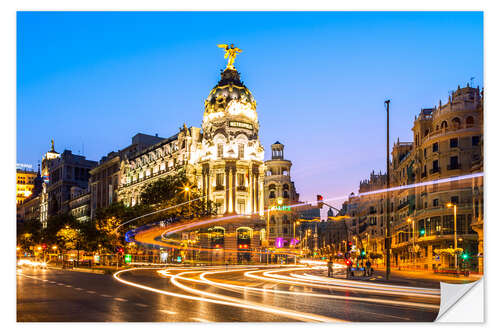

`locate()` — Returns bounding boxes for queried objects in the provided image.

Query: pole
[412,220,415,269]
[454,205,457,269]
[385,99,391,280]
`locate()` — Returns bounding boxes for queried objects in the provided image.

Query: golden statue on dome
[217,43,242,70]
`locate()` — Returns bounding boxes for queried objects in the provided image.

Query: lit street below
[17,265,440,322]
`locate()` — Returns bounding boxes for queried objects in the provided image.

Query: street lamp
[407,217,416,268]
[184,185,191,215]
[446,203,458,269]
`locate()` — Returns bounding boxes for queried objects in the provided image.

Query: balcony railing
[214,185,224,191]
[236,185,247,192]
[429,167,441,174]
[447,164,461,170]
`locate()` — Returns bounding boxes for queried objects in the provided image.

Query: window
[432,142,438,152]
[238,144,244,159]
[238,200,246,214]
[432,160,439,171]
[237,173,244,186]
[466,116,474,126]
[217,144,223,158]
[283,190,289,198]
[450,138,458,148]
[472,136,480,146]
[451,196,459,204]
[424,148,427,158]
[449,156,459,170]
[433,199,439,207]
[269,191,275,199]
[216,173,224,187]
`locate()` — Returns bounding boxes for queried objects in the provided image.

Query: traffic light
[361,249,366,258]
[41,243,47,250]
[317,195,324,209]
[116,246,124,254]
[347,241,352,252]
[420,228,425,236]
[462,253,469,260]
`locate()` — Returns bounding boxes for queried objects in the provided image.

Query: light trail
[243,267,440,299]
[163,269,343,322]
[113,267,341,322]
[195,268,440,310]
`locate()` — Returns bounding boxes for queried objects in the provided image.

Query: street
[17,265,440,322]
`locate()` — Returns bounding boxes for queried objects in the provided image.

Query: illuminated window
[217,144,223,158]
[238,144,244,159]
[216,173,224,187]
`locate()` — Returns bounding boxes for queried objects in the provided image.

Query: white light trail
[114,267,341,322]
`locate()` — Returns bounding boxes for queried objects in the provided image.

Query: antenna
[470,77,475,87]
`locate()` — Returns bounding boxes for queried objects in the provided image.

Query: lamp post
[184,186,191,215]
[446,203,458,269]
[384,99,391,280]
[407,217,416,268]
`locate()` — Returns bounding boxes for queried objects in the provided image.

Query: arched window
[283,190,289,198]
[269,184,276,190]
[269,191,275,199]
[283,184,289,190]
[441,121,448,129]
[466,116,474,126]
[452,117,461,128]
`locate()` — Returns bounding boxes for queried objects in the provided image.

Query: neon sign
[270,205,291,212]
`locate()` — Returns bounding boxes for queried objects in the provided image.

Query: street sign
[124,254,132,264]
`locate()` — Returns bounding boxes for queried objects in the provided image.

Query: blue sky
[17,11,483,205]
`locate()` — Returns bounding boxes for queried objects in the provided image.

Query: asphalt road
[17,265,439,322]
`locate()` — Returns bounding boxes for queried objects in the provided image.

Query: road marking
[86,290,96,294]
[191,317,211,322]
[158,309,177,315]
[114,297,127,302]
[65,285,72,288]
[57,283,65,286]
[135,303,149,307]
[75,288,84,291]
[101,294,113,298]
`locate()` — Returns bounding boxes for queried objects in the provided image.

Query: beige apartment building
[334,84,483,272]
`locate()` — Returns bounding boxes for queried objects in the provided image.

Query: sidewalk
[48,264,125,275]
[316,267,482,289]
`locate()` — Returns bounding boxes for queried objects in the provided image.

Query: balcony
[214,185,225,192]
[236,185,247,192]
[447,164,461,171]
[429,167,441,174]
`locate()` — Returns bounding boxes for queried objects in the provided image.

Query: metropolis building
[118,66,266,217]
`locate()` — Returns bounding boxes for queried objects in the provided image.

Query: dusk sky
[17,11,483,208]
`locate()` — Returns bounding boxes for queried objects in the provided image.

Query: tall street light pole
[385,99,391,280]
[447,203,458,269]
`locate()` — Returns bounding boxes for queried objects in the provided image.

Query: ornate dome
[203,68,257,124]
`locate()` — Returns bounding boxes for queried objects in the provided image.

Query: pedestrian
[366,259,372,276]
[327,257,333,277]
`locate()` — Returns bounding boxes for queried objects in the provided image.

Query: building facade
[16,168,38,206]
[118,67,266,218]
[325,84,483,272]
[264,142,300,245]
[40,141,97,227]
[90,133,164,218]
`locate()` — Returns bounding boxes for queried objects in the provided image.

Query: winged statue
[217,43,242,69]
